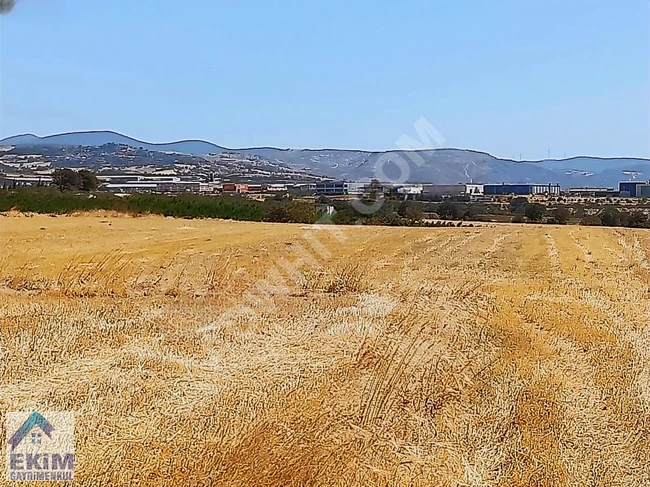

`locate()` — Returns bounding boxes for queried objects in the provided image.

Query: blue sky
[0,0,648,159]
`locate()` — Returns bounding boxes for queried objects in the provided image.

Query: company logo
[6,412,74,481]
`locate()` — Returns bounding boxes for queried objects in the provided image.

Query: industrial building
[421,183,484,198]
[157,181,205,193]
[0,176,52,187]
[265,184,289,192]
[97,175,181,184]
[315,181,345,195]
[396,184,424,195]
[483,183,561,196]
[619,181,650,197]
[315,181,368,196]
[104,183,159,192]
[102,175,206,193]
[344,182,366,195]
[568,187,618,197]
[222,183,263,194]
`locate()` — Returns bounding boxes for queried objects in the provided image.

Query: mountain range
[2,131,649,187]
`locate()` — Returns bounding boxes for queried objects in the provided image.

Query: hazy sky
[0,0,648,159]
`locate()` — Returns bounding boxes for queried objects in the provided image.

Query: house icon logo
[7,413,55,451]
[5,411,75,482]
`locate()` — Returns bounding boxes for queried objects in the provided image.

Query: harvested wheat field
[1,212,650,486]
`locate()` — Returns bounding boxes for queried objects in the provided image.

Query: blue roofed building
[618,181,650,197]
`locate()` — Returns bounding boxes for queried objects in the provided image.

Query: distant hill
[0,131,226,155]
[0,142,325,183]
[2,130,649,187]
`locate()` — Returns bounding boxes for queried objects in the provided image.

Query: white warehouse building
[421,183,484,197]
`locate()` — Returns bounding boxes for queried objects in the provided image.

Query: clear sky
[0,0,648,159]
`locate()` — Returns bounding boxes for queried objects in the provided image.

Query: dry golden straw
[0,212,649,486]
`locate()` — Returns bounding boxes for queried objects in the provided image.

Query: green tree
[288,202,317,223]
[462,204,480,221]
[509,197,529,213]
[263,205,290,223]
[78,170,99,191]
[378,211,402,226]
[600,208,620,226]
[626,211,649,228]
[552,207,571,224]
[437,200,463,220]
[397,201,423,222]
[263,201,317,224]
[52,169,80,192]
[405,204,423,223]
[397,200,410,218]
[367,179,382,200]
[524,203,545,222]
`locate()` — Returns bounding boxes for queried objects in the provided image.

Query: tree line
[3,182,650,228]
[0,188,319,223]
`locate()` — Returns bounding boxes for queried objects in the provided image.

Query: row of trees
[0,188,322,223]
[263,201,317,223]
[3,184,650,228]
[581,208,650,228]
[315,198,570,226]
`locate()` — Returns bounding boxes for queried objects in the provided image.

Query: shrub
[437,201,463,220]
[580,215,602,226]
[551,207,571,224]
[524,203,545,222]
[263,201,317,224]
[626,211,650,228]
[600,208,621,226]
[509,197,529,213]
